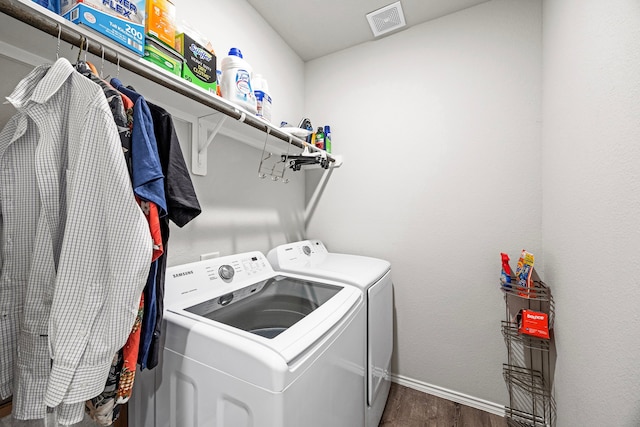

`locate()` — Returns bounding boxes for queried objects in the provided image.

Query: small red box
[518,309,550,339]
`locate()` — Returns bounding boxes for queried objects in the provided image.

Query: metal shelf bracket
[192,115,227,176]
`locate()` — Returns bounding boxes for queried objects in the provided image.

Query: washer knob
[302,246,311,256]
[218,265,235,281]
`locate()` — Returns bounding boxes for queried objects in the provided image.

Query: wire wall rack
[500,279,556,427]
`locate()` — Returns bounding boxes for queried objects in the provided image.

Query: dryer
[267,240,393,427]
[131,251,365,427]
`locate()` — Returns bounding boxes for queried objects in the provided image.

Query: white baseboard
[390,374,506,417]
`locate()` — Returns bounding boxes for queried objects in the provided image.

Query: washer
[267,239,393,427]
[131,251,365,427]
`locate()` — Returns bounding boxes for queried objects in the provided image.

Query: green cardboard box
[175,32,217,94]
[143,37,183,77]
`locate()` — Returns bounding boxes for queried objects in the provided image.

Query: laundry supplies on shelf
[143,37,182,76]
[175,30,217,93]
[61,0,146,55]
[324,125,332,153]
[517,309,550,340]
[253,73,272,122]
[145,0,176,47]
[32,0,58,13]
[314,126,325,150]
[515,249,535,298]
[220,47,257,113]
[500,252,512,288]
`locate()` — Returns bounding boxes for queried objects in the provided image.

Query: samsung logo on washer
[173,270,194,278]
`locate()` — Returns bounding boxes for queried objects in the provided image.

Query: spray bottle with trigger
[500,253,512,288]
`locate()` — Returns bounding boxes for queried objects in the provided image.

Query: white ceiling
[246,0,490,61]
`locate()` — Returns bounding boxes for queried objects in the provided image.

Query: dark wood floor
[2,383,506,427]
[380,383,507,427]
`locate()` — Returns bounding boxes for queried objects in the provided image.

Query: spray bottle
[500,253,512,288]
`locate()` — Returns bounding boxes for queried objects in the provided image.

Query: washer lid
[167,273,362,364]
[183,275,343,339]
[267,240,390,289]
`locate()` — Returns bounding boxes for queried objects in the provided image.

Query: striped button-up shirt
[0,58,152,424]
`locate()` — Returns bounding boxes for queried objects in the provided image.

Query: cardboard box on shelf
[60,0,145,55]
[517,309,550,340]
[32,0,59,13]
[175,31,216,93]
[143,36,182,76]
[145,0,175,48]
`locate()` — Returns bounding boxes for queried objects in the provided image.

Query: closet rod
[0,0,329,159]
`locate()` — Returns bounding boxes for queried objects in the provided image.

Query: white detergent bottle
[220,47,257,113]
[253,74,272,122]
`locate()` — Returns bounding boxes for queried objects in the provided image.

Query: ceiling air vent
[366,1,407,38]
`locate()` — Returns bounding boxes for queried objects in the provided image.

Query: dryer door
[368,271,393,406]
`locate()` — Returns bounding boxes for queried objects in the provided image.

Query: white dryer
[131,251,365,427]
[267,240,393,427]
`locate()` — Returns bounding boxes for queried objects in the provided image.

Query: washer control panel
[165,251,272,302]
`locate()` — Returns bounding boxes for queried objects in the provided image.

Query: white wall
[305,0,542,406]
[541,1,640,425]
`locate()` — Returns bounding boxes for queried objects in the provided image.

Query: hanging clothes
[86,78,201,424]
[145,100,202,369]
[109,78,166,370]
[73,64,144,418]
[109,78,166,216]
[0,57,152,424]
[79,68,151,423]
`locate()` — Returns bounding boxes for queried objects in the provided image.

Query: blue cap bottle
[324,125,332,153]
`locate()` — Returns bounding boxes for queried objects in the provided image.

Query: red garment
[136,196,163,261]
[120,91,134,111]
[116,174,163,404]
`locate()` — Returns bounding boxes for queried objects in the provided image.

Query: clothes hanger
[257,128,272,179]
[256,128,290,182]
[277,135,292,183]
[55,23,61,60]
[103,51,118,81]
[75,36,86,64]
[100,46,105,77]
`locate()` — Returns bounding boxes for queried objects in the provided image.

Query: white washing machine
[131,251,365,427]
[267,240,393,427]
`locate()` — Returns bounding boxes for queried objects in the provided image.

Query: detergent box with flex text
[61,0,146,55]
